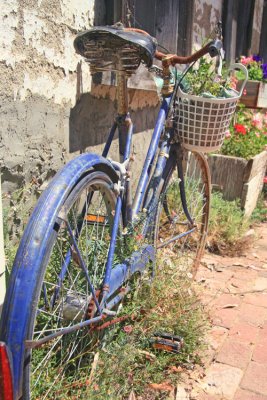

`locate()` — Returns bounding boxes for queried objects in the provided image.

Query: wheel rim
[26,173,120,399]
[156,151,210,276]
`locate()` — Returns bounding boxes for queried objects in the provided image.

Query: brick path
[190,223,267,400]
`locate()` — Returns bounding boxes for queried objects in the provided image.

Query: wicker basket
[175,63,248,153]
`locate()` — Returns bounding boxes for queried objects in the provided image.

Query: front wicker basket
[175,63,248,153]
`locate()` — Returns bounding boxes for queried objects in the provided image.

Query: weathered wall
[0,0,98,193]
[0,0,160,204]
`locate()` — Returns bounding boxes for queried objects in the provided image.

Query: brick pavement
[191,223,267,400]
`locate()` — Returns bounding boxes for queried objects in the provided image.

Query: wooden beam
[222,0,238,63]
[259,0,267,60]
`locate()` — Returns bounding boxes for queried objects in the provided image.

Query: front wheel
[155,149,211,276]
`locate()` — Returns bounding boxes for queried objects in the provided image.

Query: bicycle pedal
[150,332,184,354]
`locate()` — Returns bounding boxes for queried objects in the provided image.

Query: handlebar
[124,27,222,66]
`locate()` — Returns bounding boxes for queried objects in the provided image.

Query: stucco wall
[0,0,159,204]
[0,0,98,193]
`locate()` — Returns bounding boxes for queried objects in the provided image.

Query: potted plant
[176,57,247,153]
[237,55,267,108]
[208,106,267,216]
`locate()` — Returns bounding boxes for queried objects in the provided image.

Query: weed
[208,192,249,254]
[81,256,207,400]
[250,194,267,223]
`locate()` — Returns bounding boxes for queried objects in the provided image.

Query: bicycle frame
[24,79,174,351]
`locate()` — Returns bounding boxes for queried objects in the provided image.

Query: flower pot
[238,81,267,108]
[208,150,267,217]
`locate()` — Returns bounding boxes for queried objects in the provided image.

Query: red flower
[234,123,247,135]
[264,176,267,184]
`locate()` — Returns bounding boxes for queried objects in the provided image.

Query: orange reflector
[85,214,106,223]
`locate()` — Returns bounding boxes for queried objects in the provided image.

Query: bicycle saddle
[74,24,157,74]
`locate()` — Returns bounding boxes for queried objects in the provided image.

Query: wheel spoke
[26,172,121,399]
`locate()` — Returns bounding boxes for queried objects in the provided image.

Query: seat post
[116,67,129,116]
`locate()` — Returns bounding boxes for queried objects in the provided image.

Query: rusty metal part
[190,151,211,277]
[117,69,129,115]
[150,332,184,354]
[87,289,101,322]
[95,314,132,331]
[70,245,81,267]
[161,57,175,96]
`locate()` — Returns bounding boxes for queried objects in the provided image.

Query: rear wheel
[156,150,210,276]
[22,171,120,399]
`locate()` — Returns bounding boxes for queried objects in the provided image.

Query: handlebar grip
[208,39,222,58]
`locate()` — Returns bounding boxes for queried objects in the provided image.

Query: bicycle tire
[155,149,210,277]
[0,159,121,399]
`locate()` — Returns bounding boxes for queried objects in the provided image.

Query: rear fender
[0,153,117,399]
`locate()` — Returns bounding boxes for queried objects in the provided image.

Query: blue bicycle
[0,24,224,399]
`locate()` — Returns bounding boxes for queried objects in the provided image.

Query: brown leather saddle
[74,24,157,74]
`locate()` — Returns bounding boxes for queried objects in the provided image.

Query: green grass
[75,256,207,400]
[250,193,267,223]
[208,191,249,253]
[20,255,207,400]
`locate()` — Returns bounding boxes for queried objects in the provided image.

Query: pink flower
[225,130,231,139]
[252,113,263,129]
[264,113,267,125]
[255,131,260,138]
[240,56,253,65]
[243,89,247,96]
[230,76,238,90]
[264,176,267,184]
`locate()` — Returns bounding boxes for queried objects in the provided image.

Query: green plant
[208,191,249,253]
[24,255,207,400]
[237,55,267,82]
[182,57,232,97]
[250,194,267,223]
[81,257,208,399]
[220,105,267,159]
